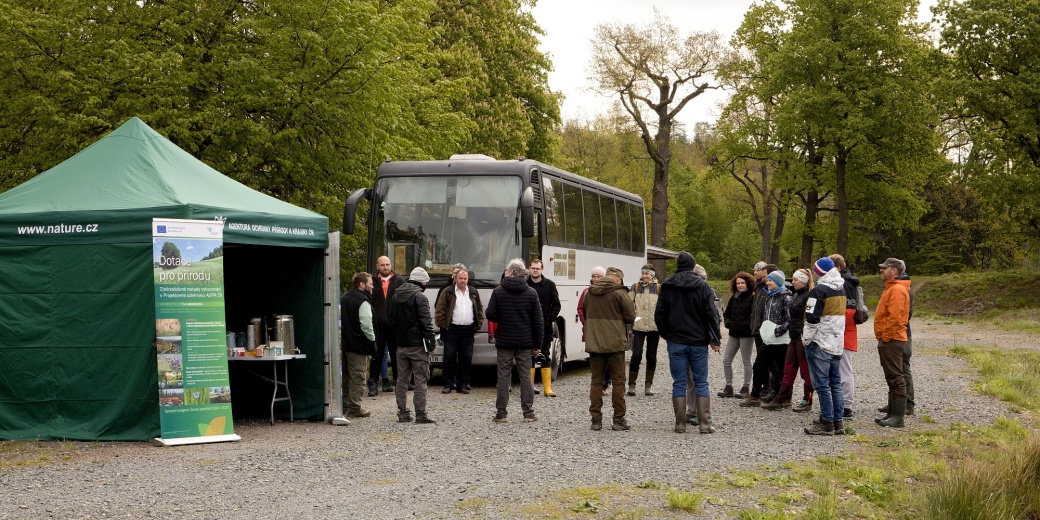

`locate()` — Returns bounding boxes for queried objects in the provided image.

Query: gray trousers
[343,351,369,414]
[839,349,855,410]
[496,348,535,418]
[396,346,431,419]
[722,335,754,388]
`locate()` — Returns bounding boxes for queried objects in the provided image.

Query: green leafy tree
[937,0,1040,244]
[159,242,182,270]
[428,0,560,161]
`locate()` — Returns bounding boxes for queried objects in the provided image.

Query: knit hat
[693,264,707,280]
[677,251,696,271]
[606,266,624,282]
[792,269,810,284]
[767,270,786,287]
[591,266,607,277]
[813,257,835,277]
[409,267,430,284]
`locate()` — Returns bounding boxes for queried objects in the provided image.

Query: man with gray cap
[583,266,636,430]
[655,252,722,434]
[485,259,543,423]
[874,258,911,428]
[387,267,437,424]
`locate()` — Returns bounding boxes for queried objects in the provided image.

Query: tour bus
[342,155,647,378]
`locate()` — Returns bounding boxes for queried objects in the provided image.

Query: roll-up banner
[151,218,240,446]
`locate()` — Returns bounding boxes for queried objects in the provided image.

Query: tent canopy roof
[0,118,328,248]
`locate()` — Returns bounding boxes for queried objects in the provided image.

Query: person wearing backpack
[829,254,862,420]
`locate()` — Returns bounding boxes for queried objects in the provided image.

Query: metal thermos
[273,315,295,352]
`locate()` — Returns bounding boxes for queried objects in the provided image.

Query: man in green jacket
[582,266,636,431]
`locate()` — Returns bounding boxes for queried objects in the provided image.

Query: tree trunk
[770,202,786,265]
[800,190,820,267]
[649,121,672,249]
[758,163,772,261]
[835,153,849,257]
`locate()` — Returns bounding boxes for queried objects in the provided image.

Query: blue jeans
[805,342,844,422]
[667,341,709,398]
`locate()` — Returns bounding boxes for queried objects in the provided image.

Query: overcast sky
[530,0,938,132]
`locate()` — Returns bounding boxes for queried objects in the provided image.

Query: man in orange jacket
[874,258,911,428]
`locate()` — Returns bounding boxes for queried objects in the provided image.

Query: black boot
[876,397,906,428]
[717,385,734,398]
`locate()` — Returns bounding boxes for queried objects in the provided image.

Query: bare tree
[589,10,725,249]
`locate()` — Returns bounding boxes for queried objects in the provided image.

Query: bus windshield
[374,175,523,284]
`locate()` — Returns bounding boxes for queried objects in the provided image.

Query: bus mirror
[343,188,371,235]
[520,187,535,238]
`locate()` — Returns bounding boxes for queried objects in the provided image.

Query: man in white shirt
[435,268,485,394]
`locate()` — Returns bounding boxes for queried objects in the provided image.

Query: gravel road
[0,318,1029,519]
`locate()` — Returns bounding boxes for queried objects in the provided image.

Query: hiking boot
[398,413,413,423]
[415,416,436,424]
[843,408,854,420]
[805,420,835,436]
[611,419,631,431]
[760,400,786,411]
[717,385,734,398]
[367,378,378,397]
[381,378,393,393]
[346,409,371,418]
[735,386,750,399]
[686,413,699,426]
[833,420,846,435]
[523,415,538,423]
[792,399,813,413]
[492,414,508,423]
[591,418,602,431]
[738,396,761,408]
[442,387,452,394]
[761,390,777,403]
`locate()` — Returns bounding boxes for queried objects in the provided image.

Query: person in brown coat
[582,267,636,431]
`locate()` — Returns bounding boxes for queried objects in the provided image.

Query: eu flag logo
[157,225,167,233]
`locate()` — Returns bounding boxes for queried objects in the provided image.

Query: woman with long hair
[717,272,756,398]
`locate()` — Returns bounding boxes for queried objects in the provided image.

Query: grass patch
[948,345,1040,411]
[666,487,705,513]
[0,440,80,469]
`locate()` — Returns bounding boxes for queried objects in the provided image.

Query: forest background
[2,0,1038,281]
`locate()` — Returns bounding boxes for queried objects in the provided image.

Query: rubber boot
[672,397,686,433]
[644,370,655,396]
[627,369,638,396]
[540,367,556,397]
[877,395,893,421]
[876,397,906,428]
[716,385,734,398]
[696,396,716,434]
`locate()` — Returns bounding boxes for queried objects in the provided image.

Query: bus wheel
[550,321,563,380]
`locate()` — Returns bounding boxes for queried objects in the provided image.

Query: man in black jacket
[387,267,436,424]
[486,258,543,423]
[655,252,722,434]
[370,255,404,396]
[341,272,376,419]
[527,258,561,397]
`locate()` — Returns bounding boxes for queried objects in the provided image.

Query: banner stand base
[151,433,241,447]
[330,416,351,426]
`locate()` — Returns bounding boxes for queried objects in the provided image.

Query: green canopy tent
[0,118,331,441]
